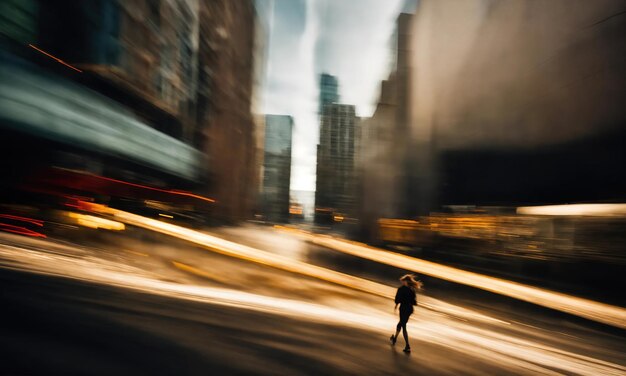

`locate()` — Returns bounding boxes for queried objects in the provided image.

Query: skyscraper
[357,11,414,240]
[318,73,339,114]
[262,115,293,222]
[197,0,259,222]
[315,104,357,224]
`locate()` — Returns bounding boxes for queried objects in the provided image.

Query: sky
[261,0,404,192]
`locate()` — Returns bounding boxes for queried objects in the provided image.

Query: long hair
[400,274,423,291]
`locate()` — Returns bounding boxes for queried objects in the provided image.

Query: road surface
[0,225,625,375]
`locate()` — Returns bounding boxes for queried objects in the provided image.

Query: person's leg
[391,321,401,344]
[400,310,411,351]
[401,322,409,348]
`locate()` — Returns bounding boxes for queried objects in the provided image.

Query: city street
[1,0,625,375]
[1,225,624,375]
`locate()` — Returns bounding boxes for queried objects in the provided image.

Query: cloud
[314,0,403,116]
[262,0,404,191]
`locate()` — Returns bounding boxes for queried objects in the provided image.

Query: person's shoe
[403,346,411,353]
[390,335,397,345]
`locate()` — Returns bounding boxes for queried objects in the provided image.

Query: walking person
[390,274,423,353]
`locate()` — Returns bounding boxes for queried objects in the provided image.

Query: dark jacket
[395,285,417,311]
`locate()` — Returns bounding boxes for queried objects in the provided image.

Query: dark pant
[396,307,413,347]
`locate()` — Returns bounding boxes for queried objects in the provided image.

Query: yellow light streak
[517,203,626,216]
[81,202,626,329]
[67,212,125,231]
[83,202,392,298]
[282,230,626,330]
[125,249,149,257]
[171,260,230,284]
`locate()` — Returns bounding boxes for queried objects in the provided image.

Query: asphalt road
[0,226,625,375]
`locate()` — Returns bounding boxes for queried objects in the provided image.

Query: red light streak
[0,223,47,238]
[92,175,216,203]
[0,214,44,226]
[28,44,83,73]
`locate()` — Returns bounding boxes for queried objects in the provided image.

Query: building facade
[262,115,293,223]
[318,73,339,114]
[408,0,626,210]
[34,0,201,143]
[357,12,413,240]
[0,0,261,223]
[196,0,259,222]
[315,103,358,224]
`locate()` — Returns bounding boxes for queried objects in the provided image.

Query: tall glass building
[262,115,293,222]
[319,73,339,114]
[315,104,357,224]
